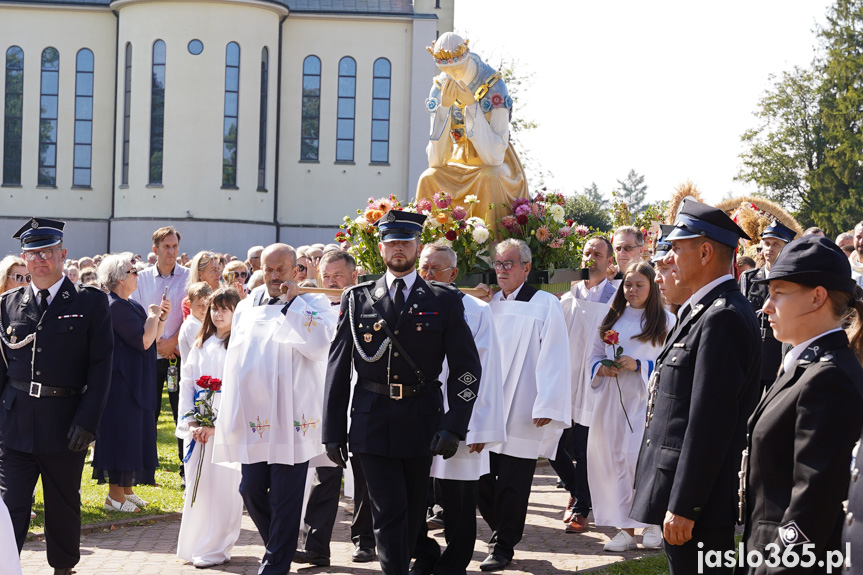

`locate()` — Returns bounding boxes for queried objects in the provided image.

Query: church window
[3,46,24,185]
[336,57,356,162]
[149,40,166,184]
[257,47,268,190]
[73,49,94,187]
[371,58,391,164]
[122,43,132,185]
[300,55,321,161]
[38,47,60,186]
[222,42,240,187]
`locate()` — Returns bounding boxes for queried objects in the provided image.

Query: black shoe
[54,570,74,575]
[556,479,564,488]
[293,549,330,567]
[351,546,377,563]
[426,510,444,529]
[480,554,510,572]
[409,560,435,575]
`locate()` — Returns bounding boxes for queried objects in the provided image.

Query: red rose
[602,330,619,346]
[335,231,347,242]
[566,219,574,226]
[196,376,212,388]
[209,379,222,392]
[516,214,529,226]
[445,230,458,241]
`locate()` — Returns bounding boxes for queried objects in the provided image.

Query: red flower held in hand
[516,214,529,226]
[601,330,619,346]
[209,379,222,392]
[196,376,211,387]
[445,230,458,241]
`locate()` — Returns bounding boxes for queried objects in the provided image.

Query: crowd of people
[0,210,862,575]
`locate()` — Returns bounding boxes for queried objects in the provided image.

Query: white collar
[31,276,66,303]
[680,274,733,314]
[385,269,417,292]
[783,328,844,372]
[495,282,524,302]
[575,278,609,302]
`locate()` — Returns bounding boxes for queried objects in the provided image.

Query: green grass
[591,555,669,574]
[30,390,186,530]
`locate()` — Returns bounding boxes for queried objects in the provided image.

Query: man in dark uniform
[846,427,863,573]
[630,201,761,574]
[0,218,113,575]
[323,210,482,575]
[739,220,796,390]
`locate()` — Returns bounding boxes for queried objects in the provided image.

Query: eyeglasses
[126,268,138,275]
[7,273,30,283]
[492,260,525,271]
[236,271,248,279]
[418,266,454,276]
[297,264,307,272]
[614,244,642,253]
[23,248,59,261]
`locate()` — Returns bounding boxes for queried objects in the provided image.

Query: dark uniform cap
[374,210,427,242]
[761,220,796,243]
[753,235,857,294]
[12,217,65,250]
[666,201,750,248]
[651,224,677,263]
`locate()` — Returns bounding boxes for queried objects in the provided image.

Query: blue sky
[454,0,833,206]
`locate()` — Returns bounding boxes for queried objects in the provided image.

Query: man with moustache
[652,225,692,314]
[294,250,376,567]
[212,243,337,575]
[323,210,482,575]
[556,235,617,533]
[739,220,797,390]
[630,201,761,574]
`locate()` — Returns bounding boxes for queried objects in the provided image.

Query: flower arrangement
[182,375,222,505]
[599,330,633,433]
[415,190,491,280]
[338,195,404,274]
[497,191,589,272]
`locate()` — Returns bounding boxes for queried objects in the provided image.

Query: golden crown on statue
[426,39,470,65]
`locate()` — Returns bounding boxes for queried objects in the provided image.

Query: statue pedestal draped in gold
[415,33,528,230]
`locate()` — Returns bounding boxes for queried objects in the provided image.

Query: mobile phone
[163,286,168,299]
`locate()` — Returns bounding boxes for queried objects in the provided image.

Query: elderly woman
[0,255,28,294]
[92,252,171,513]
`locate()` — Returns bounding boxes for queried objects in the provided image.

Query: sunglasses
[297,264,307,272]
[126,268,139,276]
[7,273,31,283]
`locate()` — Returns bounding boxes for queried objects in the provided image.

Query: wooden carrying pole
[298,286,493,298]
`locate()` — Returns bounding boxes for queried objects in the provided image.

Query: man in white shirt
[477,239,571,572]
[131,226,189,482]
[611,226,645,279]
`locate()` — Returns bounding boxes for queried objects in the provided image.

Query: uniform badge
[691,303,704,316]
[386,211,397,222]
[31,220,39,229]
[10,336,17,344]
[458,372,478,386]
[61,291,70,300]
[373,321,383,332]
[5,326,10,335]
[778,521,810,548]
[374,286,386,299]
[416,287,425,295]
[416,324,422,331]
[364,333,373,343]
[457,389,477,402]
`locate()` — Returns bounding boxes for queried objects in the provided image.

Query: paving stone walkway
[21,465,663,574]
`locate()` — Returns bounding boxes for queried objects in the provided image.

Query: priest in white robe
[411,243,506,575]
[476,239,571,572]
[555,235,618,533]
[212,244,336,575]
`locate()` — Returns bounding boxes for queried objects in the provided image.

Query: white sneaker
[642,524,663,549]
[603,529,637,552]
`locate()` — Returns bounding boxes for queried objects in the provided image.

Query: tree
[564,193,612,231]
[616,169,648,214]
[735,0,863,236]
[583,182,609,210]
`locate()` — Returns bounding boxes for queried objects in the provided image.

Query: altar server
[411,243,506,575]
[477,238,571,572]
[212,243,337,575]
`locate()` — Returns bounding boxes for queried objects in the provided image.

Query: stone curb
[26,512,182,542]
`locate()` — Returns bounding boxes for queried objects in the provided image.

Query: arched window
[38,47,59,186]
[300,55,320,161]
[222,42,240,187]
[122,43,132,185]
[371,58,391,164]
[257,47,268,190]
[336,57,356,162]
[2,47,24,185]
[149,40,166,184]
[73,49,94,187]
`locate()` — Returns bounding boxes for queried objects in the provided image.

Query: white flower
[472,227,490,244]
[549,204,565,223]
[426,217,441,229]
[354,215,368,229]
[465,194,479,203]
[466,217,486,229]
[439,238,453,248]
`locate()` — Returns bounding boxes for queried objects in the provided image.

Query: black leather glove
[429,429,460,459]
[67,424,94,452]
[325,442,348,469]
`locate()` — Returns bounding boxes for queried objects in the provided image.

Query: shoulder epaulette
[428,280,460,293]
[345,280,374,292]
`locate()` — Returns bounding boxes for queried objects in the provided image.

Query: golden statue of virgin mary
[415,33,529,230]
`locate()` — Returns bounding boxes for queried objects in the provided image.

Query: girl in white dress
[176,287,243,568]
[587,262,675,552]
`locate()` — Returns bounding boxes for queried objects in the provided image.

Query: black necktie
[267,296,281,306]
[39,289,50,316]
[392,278,405,316]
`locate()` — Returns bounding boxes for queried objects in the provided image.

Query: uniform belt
[358,378,435,401]
[9,379,86,399]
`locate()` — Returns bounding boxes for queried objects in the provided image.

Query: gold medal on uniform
[373,321,382,332]
[364,333,373,343]
[5,326,10,335]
